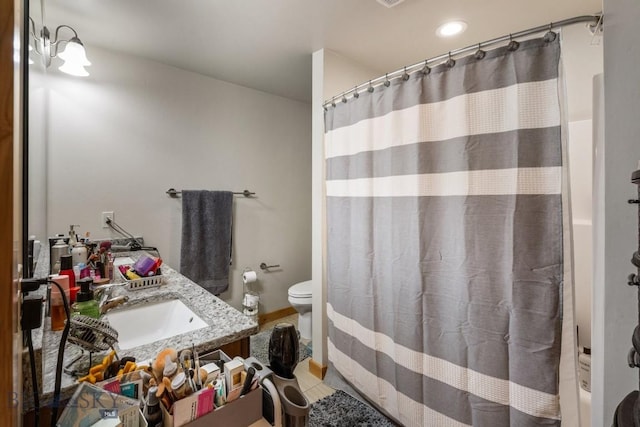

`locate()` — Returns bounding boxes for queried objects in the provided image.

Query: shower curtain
[324,37,577,426]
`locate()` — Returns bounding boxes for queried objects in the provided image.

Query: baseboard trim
[309,358,328,380]
[258,306,297,326]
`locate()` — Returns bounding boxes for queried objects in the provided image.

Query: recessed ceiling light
[436,21,468,38]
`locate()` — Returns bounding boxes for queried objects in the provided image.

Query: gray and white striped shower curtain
[324,37,578,426]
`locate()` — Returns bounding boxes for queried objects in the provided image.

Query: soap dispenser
[68,225,79,246]
[72,278,99,319]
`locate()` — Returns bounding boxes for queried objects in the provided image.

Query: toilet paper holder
[260,262,280,271]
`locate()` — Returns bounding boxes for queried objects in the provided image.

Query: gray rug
[250,328,312,365]
[309,390,397,427]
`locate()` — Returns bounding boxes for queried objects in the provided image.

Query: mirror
[26,0,314,313]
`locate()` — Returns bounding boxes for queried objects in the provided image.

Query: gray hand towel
[180,190,233,295]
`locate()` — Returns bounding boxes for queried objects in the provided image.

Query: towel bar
[166,188,256,198]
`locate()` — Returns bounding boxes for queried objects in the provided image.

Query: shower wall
[569,120,594,350]
[562,24,603,351]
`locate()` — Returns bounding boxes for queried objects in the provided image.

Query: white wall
[562,23,603,352]
[592,0,640,424]
[310,49,380,367]
[31,45,312,314]
[322,50,383,101]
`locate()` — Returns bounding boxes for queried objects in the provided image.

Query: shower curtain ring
[474,43,486,60]
[331,97,336,108]
[421,60,431,75]
[544,23,557,42]
[368,80,374,93]
[342,94,348,104]
[507,34,520,51]
[384,73,391,87]
[402,67,410,81]
[353,86,359,99]
[445,51,456,68]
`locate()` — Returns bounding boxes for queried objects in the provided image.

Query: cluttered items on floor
[58,347,262,427]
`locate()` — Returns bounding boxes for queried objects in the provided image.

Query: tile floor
[259,314,335,404]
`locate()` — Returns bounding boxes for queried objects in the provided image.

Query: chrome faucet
[94,283,130,315]
[100,295,129,315]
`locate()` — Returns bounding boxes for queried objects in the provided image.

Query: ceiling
[41,0,601,103]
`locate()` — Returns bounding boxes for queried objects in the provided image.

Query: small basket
[116,266,164,291]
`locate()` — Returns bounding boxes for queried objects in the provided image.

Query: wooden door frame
[1,0,21,424]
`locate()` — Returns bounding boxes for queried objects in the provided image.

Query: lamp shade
[58,62,89,77]
[57,37,91,66]
[57,37,90,77]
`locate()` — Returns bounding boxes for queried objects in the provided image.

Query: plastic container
[171,372,194,400]
[49,275,70,331]
[50,239,69,274]
[117,263,164,291]
[242,291,259,320]
[71,244,88,266]
[579,347,591,392]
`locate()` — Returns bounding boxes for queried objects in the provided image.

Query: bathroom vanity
[27,250,258,410]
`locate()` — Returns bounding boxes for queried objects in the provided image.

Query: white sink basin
[105,299,208,350]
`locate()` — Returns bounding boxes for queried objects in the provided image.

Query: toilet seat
[288,280,312,298]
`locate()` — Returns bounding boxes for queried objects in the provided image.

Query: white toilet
[288,280,312,340]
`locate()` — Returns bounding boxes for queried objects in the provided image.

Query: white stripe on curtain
[326,167,562,197]
[327,340,472,427]
[328,303,562,421]
[325,79,561,159]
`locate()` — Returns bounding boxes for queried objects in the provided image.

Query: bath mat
[250,328,312,365]
[309,390,397,427]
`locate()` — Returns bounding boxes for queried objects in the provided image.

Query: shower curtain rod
[323,13,602,108]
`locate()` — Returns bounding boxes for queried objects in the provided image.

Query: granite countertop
[39,252,258,406]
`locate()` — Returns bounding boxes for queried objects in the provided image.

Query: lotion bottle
[71,244,88,266]
[49,274,70,331]
[578,347,591,392]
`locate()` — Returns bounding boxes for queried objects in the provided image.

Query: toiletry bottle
[50,239,69,274]
[579,347,591,392]
[71,243,88,266]
[143,386,163,427]
[59,255,77,303]
[49,274,70,331]
[107,254,114,281]
[72,278,100,319]
[171,372,193,400]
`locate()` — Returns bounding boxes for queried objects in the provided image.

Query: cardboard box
[161,386,262,427]
[57,383,146,427]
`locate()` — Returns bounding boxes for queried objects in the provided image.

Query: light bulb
[436,21,468,38]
